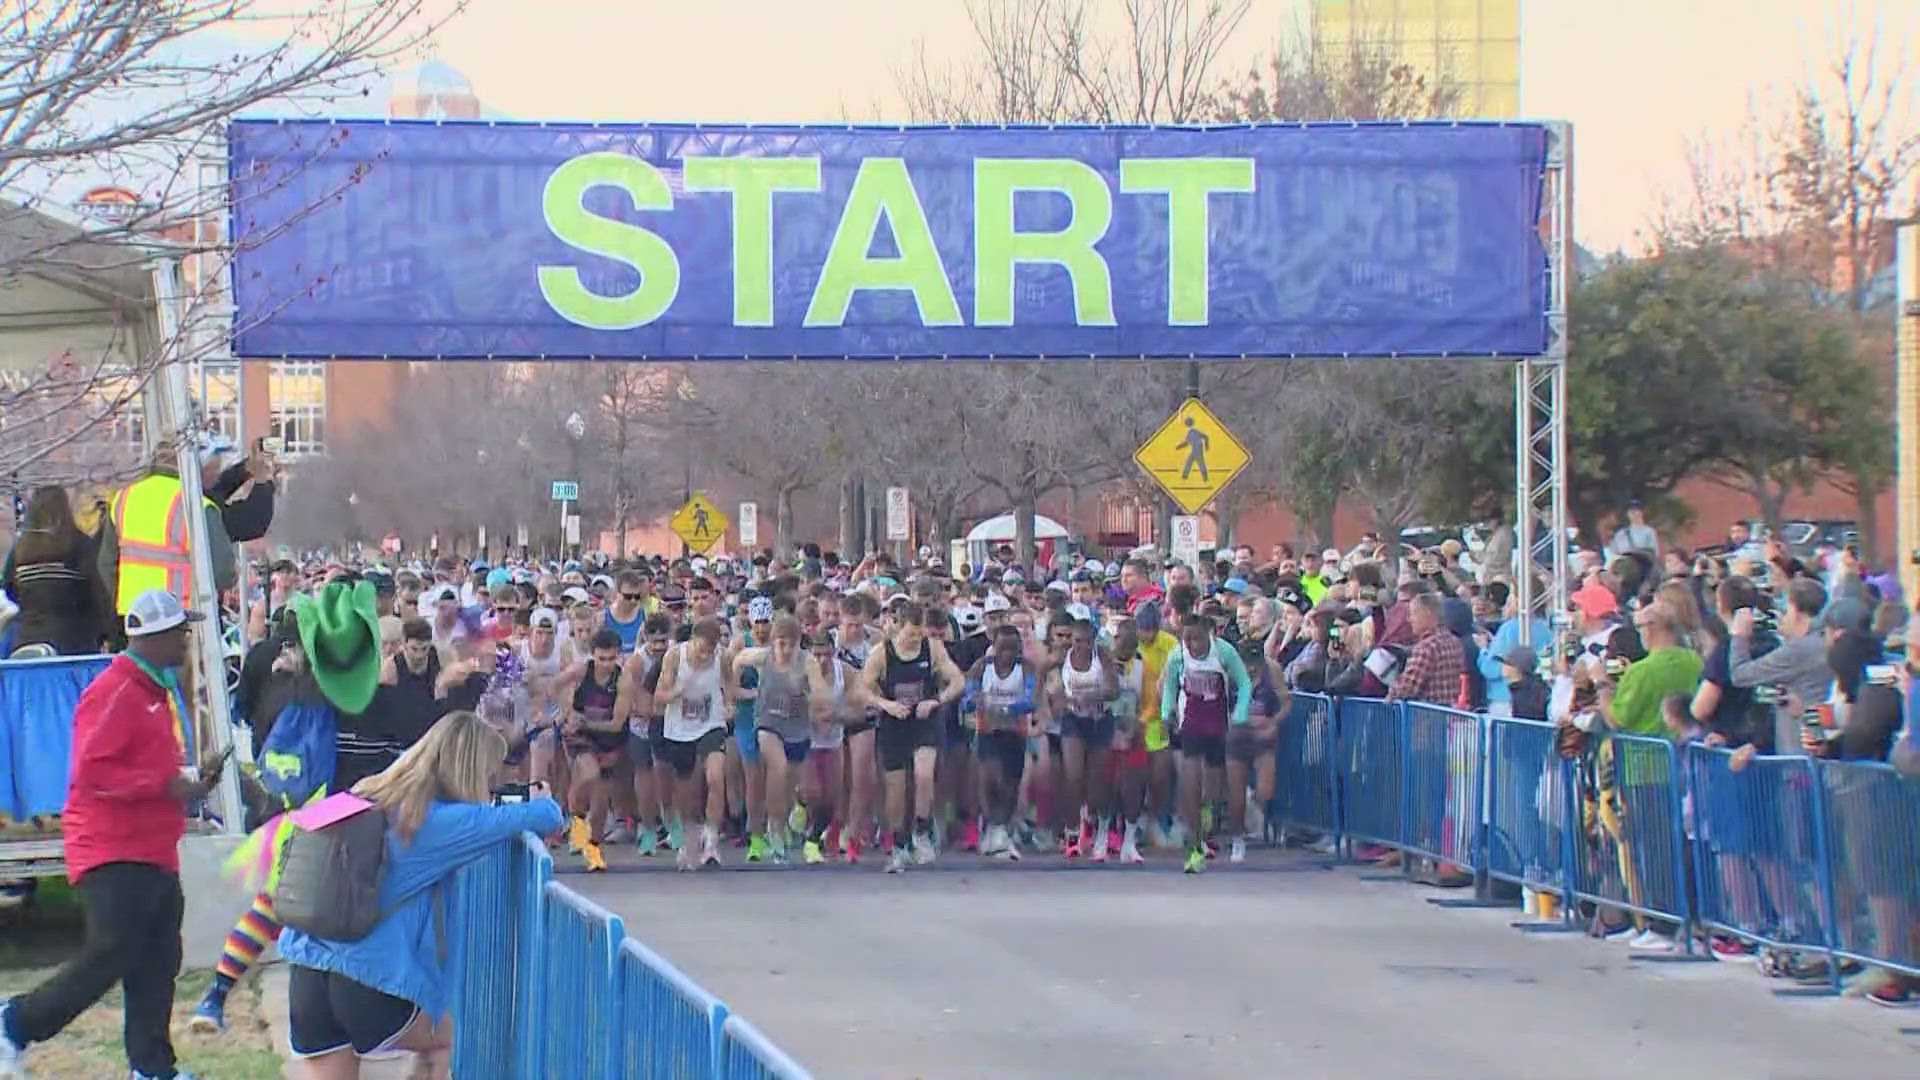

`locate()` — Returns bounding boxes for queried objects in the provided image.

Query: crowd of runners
[360,543,1298,877]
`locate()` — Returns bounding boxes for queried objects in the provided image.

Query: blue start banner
[228,119,1551,360]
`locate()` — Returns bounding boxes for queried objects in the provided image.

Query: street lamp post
[564,410,586,559]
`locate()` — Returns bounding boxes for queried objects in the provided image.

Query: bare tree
[1658,29,1918,558]
[1,1,456,490]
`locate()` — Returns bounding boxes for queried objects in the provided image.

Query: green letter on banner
[974,159,1115,327]
[537,153,680,330]
[804,158,961,328]
[684,157,822,326]
[1120,158,1255,325]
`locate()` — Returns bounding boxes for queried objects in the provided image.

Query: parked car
[1778,519,1858,561]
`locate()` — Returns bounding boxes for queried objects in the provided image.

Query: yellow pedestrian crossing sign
[1133,398,1250,515]
[671,493,729,554]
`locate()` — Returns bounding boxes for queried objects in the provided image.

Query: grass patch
[0,966,283,1079]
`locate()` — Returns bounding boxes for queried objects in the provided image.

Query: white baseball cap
[561,586,592,605]
[1064,602,1094,623]
[747,596,775,622]
[124,589,204,637]
[983,592,1013,613]
[1045,580,1070,595]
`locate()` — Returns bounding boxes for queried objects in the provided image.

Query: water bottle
[1522,860,1544,917]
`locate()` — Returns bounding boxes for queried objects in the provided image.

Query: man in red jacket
[1,589,228,1080]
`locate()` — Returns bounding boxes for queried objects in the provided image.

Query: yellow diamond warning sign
[670,493,730,554]
[1133,398,1250,515]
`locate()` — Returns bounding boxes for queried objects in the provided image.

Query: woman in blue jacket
[280,710,562,1079]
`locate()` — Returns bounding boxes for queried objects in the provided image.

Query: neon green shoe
[788,802,808,834]
[1183,848,1207,875]
[1199,804,1214,838]
[747,833,770,862]
[803,839,824,864]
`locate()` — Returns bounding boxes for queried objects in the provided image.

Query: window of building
[194,360,241,441]
[269,360,326,456]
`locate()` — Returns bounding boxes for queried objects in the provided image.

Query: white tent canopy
[966,513,1069,543]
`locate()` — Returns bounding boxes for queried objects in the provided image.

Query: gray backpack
[275,805,391,941]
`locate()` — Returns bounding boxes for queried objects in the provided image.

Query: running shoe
[803,840,825,865]
[676,844,696,872]
[769,830,790,865]
[1627,929,1674,953]
[1029,829,1056,854]
[1204,837,1219,861]
[1090,834,1109,863]
[636,827,658,857]
[1062,832,1082,860]
[887,845,911,874]
[1144,817,1168,849]
[188,983,227,1033]
[789,802,808,835]
[913,831,938,866]
[582,838,608,873]
[1229,836,1247,865]
[0,1003,22,1079]
[701,828,722,868]
[980,824,1008,856]
[959,819,982,853]
[133,1071,201,1080]
[843,834,863,864]
[999,835,1022,862]
[1166,819,1190,850]
[823,822,841,856]
[1118,825,1145,865]
[1107,825,1123,856]
[604,820,634,845]
[747,834,770,863]
[1712,930,1758,953]
[1867,983,1919,1008]
[1183,848,1206,875]
[666,817,685,853]
[567,815,590,856]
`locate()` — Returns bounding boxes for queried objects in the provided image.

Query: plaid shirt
[1390,627,1465,705]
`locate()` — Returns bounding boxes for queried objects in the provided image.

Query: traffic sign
[671,492,729,554]
[886,487,911,541]
[1170,516,1201,569]
[1133,397,1249,515]
[739,502,758,547]
[550,480,579,502]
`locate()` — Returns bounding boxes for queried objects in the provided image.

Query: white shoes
[887,845,911,874]
[700,827,722,868]
[1627,929,1675,953]
[981,825,1010,856]
[1229,836,1248,864]
[912,832,938,866]
[1119,823,1145,864]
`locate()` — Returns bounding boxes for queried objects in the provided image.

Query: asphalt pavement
[562,844,1919,1080]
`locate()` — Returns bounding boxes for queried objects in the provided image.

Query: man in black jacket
[205,440,279,543]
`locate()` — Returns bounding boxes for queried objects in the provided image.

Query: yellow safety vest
[111,473,196,614]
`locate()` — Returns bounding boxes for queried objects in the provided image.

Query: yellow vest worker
[103,471,230,615]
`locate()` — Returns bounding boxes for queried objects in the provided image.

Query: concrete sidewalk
[257,963,416,1079]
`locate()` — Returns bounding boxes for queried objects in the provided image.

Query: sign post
[1133,398,1250,517]
[671,493,730,555]
[1170,516,1201,570]
[551,480,578,557]
[739,502,759,549]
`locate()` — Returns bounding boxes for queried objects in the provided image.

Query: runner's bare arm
[654,647,683,703]
[804,654,833,722]
[930,639,965,705]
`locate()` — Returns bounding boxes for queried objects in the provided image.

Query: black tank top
[881,639,935,712]
[382,648,441,750]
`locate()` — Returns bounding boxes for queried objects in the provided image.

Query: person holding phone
[2,590,227,1080]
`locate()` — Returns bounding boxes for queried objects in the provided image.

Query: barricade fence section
[449,832,812,1080]
[720,1014,814,1080]
[1270,698,1917,983]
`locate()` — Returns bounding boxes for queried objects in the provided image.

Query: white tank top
[1062,650,1105,717]
[978,660,1025,732]
[664,641,725,742]
[520,641,571,725]
[1110,655,1144,722]
[812,657,850,745]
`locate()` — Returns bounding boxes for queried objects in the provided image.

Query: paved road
[564,846,1917,1080]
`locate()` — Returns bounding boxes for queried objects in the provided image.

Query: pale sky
[416,1,1916,253]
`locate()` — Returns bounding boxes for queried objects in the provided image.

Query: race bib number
[894,680,925,711]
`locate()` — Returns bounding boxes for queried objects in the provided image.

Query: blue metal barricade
[1272,691,1338,837]
[1484,718,1576,904]
[1687,747,1835,954]
[1816,758,1920,978]
[541,882,627,1079]
[1402,704,1486,872]
[1569,733,1692,937]
[0,653,111,819]
[448,840,516,1076]
[1337,697,1404,850]
[514,833,554,1077]
[720,1014,814,1080]
[617,936,730,1079]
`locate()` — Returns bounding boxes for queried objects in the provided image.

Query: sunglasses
[621,592,645,601]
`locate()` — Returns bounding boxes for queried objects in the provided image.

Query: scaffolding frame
[1513,122,1572,646]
